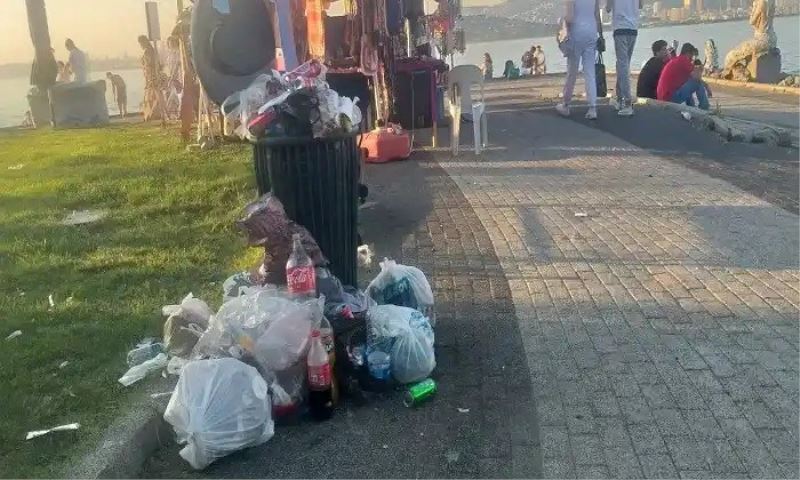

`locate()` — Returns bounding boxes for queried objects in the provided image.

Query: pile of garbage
[222,60,362,141]
[118,193,436,470]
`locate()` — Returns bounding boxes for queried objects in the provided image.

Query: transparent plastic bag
[252,296,322,372]
[164,358,274,470]
[163,293,212,358]
[222,272,255,304]
[119,353,168,386]
[221,72,288,140]
[367,305,435,384]
[366,259,435,325]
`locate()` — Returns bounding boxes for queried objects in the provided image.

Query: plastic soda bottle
[307,329,334,420]
[286,233,316,297]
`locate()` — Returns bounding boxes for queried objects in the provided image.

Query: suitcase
[360,126,411,163]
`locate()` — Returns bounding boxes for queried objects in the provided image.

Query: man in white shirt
[65,38,88,83]
[606,0,641,116]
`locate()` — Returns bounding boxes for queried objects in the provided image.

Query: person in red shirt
[656,42,710,110]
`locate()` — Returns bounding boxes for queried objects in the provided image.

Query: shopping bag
[595,52,608,99]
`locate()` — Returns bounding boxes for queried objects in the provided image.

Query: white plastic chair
[447,65,488,155]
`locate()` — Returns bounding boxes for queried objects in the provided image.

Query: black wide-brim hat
[191,0,276,104]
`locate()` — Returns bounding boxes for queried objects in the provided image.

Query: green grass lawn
[0,124,259,477]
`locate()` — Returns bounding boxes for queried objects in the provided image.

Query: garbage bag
[237,193,327,286]
[221,72,288,141]
[368,305,435,384]
[164,358,274,470]
[163,294,212,358]
[366,259,435,325]
[193,287,320,376]
[252,295,321,372]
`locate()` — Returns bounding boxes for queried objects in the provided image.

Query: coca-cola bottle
[307,329,334,421]
[286,233,316,297]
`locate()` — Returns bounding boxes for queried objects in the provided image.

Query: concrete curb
[64,376,176,479]
[630,71,800,96]
[637,97,794,147]
[701,76,800,96]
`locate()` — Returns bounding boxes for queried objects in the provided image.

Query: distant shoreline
[464,13,799,43]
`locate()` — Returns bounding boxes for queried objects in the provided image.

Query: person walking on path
[606,0,641,116]
[556,0,604,120]
[657,42,710,110]
[65,38,88,83]
[138,35,168,127]
[106,72,128,118]
[636,39,669,99]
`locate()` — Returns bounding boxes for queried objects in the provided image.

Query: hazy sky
[0,0,502,64]
[0,0,180,64]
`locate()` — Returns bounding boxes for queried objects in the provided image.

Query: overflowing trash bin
[222,60,362,286]
[117,188,439,469]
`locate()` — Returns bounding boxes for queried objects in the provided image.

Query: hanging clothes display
[306,0,326,59]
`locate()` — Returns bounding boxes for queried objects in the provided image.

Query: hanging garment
[276,0,300,69]
[306,0,326,59]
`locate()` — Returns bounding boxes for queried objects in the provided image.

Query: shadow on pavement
[141,153,541,478]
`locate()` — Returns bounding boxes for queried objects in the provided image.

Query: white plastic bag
[368,305,435,384]
[366,259,435,325]
[164,358,274,470]
[163,293,212,358]
[118,353,168,386]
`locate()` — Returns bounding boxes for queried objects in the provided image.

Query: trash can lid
[191,0,276,105]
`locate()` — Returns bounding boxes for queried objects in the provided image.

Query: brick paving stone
[639,454,679,479]
[628,424,668,455]
[424,107,800,479]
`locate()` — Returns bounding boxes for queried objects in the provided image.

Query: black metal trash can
[253,135,360,286]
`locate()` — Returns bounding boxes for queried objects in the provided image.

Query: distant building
[653,1,664,15]
[667,6,690,20]
[683,0,695,11]
[696,0,705,11]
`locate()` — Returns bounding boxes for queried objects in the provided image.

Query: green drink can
[403,378,437,407]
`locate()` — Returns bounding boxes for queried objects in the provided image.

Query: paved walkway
[144,80,798,479]
[432,96,799,478]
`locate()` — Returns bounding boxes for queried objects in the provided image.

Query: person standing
[534,46,547,75]
[606,0,641,116]
[556,0,603,120]
[481,53,494,81]
[106,72,128,118]
[65,39,88,83]
[138,35,168,127]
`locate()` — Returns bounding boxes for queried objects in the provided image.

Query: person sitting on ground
[481,53,494,80]
[533,46,547,75]
[636,39,669,99]
[521,47,535,76]
[657,43,709,110]
[502,60,520,79]
[106,72,128,118]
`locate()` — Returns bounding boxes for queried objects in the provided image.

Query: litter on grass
[25,423,80,440]
[574,212,588,218]
[61,209,108,226]
[8,163,26,170]
[457,407,470,413]
[357,244,374,267]
[58,361,70,369]
[48,294,55,308]
[6,330,22,341]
